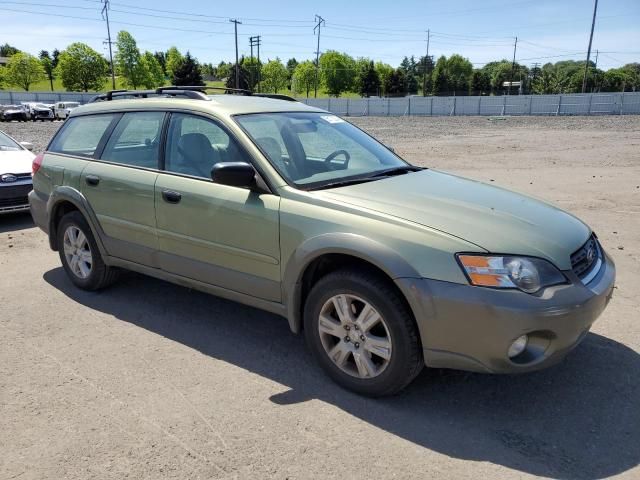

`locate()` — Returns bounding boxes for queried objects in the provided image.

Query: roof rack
[89,85,298,103]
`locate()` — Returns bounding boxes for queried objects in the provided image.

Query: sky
[1,0,639,70]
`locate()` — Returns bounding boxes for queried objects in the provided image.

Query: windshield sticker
[321,115,345,124]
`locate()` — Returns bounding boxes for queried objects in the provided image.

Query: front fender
[47,186,107,256]
[282,232,421,333]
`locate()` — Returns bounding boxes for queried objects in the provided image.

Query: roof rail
[88,85,299,103]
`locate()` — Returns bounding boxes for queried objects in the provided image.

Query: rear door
[80,111,165,266]
[155,112,281,301]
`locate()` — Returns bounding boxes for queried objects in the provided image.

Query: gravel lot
[1,116,639,480]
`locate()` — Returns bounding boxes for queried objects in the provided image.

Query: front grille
[0,196,29,207]
[571,235,600,278]
[0,183,32,201]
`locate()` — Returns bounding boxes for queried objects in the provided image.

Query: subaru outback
[29,87,615,396]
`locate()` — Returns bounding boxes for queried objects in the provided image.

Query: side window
[48,114,117,157]
[165,113,249,178]
[100,112,165,168]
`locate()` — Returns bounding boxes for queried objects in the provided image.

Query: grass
[4,77,363,99]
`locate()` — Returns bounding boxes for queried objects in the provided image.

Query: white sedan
[0,130,35,214]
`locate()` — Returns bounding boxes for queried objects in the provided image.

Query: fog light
[508,335,528,358]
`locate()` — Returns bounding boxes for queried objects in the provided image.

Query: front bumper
[397,251,616,373]
[0,181,33,214]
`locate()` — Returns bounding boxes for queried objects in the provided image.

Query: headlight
[457,254,566,293]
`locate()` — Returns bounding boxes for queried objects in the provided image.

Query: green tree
[431,56,449,95]
[375,62,394,95]
[0,67,6,89]
[172,52,204,86]
[292,60,316,97]
[417,55,434,96]
[143,51,165,88]
[5,52,45,91]
[154,51,167,76]
[446,54,473,94]
[262,59,288,93]
[165,46,183,80]
[356,60,381,97]
[0,43,19,57]
[319,50,355,97]
[470,70,491,95]
[115,30,148,89]
[39,50,56,91]
[384,68,406,96]
[243,57,261,91]
[224,59,251,91]
[57,42,108,92]
[286,57,298,90]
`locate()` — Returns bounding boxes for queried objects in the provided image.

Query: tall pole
[508,36,517,96]
[313,14,325,99]
[582,0,598,93]
[256,36,261,93]
[101,0,115,89]
[230,19,242,89]
[423,29,430,96]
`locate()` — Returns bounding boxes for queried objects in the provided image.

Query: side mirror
[211,162,256,188]
[20,142,34,151]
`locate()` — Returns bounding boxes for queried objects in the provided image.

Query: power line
[313,14,325,99]
[509,36,518,95]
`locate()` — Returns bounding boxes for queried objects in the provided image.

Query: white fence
[299,92,640,116]
[2,90,639,116]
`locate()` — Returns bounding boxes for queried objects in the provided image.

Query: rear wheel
[57,211,119,290]
[304,269,423,396]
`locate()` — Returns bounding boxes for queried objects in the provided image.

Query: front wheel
[57,211,119,290]
[304,269,423,396]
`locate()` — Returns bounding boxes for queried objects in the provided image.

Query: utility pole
[582,0,598,93]
[101,0,115,89]
[508,36,517,96]
[249,35,261,92]
[230,19,242,89]
[313,14,325,98]
[422,29,430,97]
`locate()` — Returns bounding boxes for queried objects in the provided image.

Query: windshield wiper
[368,166,421,178]
[307,176,383,191]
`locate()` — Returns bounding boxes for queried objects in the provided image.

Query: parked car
[53,101,80,120]
[0,130,35,214]
[1,104,31,122]
[23,102,55,121]
[29,87,615,396]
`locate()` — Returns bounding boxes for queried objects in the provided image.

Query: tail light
[32,152,44,175]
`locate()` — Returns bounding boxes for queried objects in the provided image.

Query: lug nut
[345,325,351,330]
[354,325,359,330]
[344,336,350,343]
[360,335,365,341]
[354,342,360,348]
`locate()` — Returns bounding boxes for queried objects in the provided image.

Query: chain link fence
[1,90,639,116]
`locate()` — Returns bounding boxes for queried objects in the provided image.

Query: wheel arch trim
[47,187,107,256]
[282,233,421,334]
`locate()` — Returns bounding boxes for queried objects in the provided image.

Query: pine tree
[172,52,204,86]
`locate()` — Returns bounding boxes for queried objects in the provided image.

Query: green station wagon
[29,87,615,396]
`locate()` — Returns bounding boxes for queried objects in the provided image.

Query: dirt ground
[1,116,639,480]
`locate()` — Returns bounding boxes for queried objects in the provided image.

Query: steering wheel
[324,149,351,170]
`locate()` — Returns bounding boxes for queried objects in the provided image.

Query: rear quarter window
[48,114,118,157]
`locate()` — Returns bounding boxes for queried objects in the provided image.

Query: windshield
[0,131,21,151]
[66,102,80,108]
[235,112,411,189]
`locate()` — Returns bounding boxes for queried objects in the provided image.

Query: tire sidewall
[57,212,103,290]
[304,272,420,396]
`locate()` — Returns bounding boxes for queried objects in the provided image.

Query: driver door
[155,113,281,302]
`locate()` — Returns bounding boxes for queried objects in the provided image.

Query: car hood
[317,169,590,270]
[0,150,35,175]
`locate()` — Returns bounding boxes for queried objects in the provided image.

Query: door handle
[85,175,100,186]
[162,190,182,204]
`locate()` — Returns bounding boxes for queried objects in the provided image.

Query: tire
[57,211,119,291]
[304,269,423,396]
